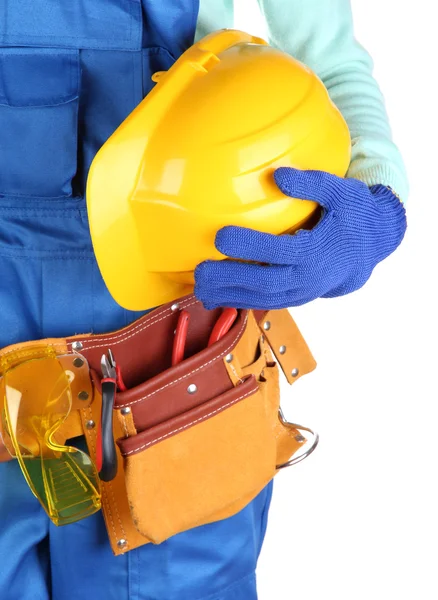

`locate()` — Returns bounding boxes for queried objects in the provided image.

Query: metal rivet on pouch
[171,303,179,312]
[78,391,89,401]
[72,341,83,351]
[225,353,233,363]
[73,357,84,368]
[117,539,128,550]
[121,407,131,415]
[291,368,299,378]
[279,345,286,355]
[263,321,271,331]
[295,434,305,443]
[85,420,95,430]
[187,384,198,394]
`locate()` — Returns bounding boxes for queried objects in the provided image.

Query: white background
[235,1,437,599]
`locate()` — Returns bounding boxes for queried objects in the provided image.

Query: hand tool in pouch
[98,351,118,482]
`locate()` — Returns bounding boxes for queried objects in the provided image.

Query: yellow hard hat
[87,29,351,311]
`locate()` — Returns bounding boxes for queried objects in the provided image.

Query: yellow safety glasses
[0,347,101,525]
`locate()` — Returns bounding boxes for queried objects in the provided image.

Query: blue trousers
[0,459,272,600]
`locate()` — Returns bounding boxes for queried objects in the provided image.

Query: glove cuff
[369,184,407,261]
[369,184,401,203]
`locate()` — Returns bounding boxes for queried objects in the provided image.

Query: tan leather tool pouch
[97,297,317,545]
[0,294,316,554]
[118,373,276,543]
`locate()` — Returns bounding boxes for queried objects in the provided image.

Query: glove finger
[195,260,296,293]
[215,226,298,264]
[274,167,350,209]
[195,285,318,311]
[216,216,334,264]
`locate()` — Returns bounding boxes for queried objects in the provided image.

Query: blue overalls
[0,2,272,598]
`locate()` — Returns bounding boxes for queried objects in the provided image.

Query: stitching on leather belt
[85,405,118,542]
[123,382,258,456]
[0,341,66,360]
[1,299,199,360]
[228,360,243,384]
[108,480,126,540]
[68,297,199,351]
[117,314,249,409]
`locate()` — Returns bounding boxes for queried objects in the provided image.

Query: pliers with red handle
[97,351,119,482]
[172,307,238,366]
[96,308,239,478]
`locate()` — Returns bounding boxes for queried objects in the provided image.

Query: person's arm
[194,0,408,310]
[257,0,408,201]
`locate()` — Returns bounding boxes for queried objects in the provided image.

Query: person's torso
[0,0,201,345]
[0,0,201,199]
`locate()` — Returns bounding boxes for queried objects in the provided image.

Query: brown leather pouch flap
[113,309,248,434]
[118,374,259,457]
[67,296,246,391]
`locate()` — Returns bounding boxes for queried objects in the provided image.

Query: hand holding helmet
[195,169,407,309]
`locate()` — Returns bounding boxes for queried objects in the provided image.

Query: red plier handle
[172,310,191,366]
[208,308,238,347]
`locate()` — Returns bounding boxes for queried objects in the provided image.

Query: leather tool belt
[0,294,317,555]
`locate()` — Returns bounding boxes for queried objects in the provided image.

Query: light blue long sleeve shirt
[195,0,409,202]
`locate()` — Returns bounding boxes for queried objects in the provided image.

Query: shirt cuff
[347,162,409,204]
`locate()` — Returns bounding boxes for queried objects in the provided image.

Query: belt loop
[258,309,317,385]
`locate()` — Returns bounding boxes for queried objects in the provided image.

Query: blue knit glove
[194,168,407,310]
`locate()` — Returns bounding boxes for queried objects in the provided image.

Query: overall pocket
[0,49,79,198]
[117,375,279,544]
[0,0,142,51]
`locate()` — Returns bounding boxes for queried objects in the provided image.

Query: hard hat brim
[87,129,193,311]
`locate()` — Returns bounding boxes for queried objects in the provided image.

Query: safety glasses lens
[2,357,100,525]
